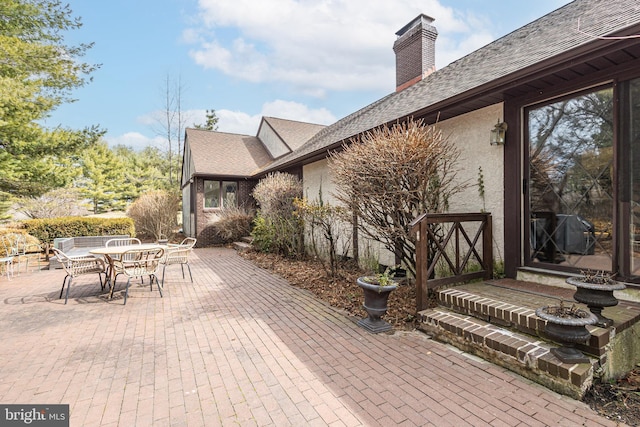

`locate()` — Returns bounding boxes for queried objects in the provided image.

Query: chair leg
[161,265,167,287]
[124,277,132,305]
[186,264,193,283]
[59,275,70,299]
[155,275,163,297]
[64,277,74,304]
[181,264,185,279]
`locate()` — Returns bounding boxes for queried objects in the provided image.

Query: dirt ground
[240,250,640,426]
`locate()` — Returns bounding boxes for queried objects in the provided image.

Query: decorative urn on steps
[356,269,398,334]
[536,301,597,364]
[566,270,626,328]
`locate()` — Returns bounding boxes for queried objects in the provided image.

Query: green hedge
[22,217,136,244]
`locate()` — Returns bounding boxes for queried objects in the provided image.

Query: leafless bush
[251,172,304,257]
[210,207,254,243]
[17,188,90,219]
[329,119,465,277]
[127,190,180,241]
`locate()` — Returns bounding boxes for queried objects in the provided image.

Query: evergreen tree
[0,0,100,198]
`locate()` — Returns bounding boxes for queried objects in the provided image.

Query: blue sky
[45,0,571,151]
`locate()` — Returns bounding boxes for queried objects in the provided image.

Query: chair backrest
[179,237,197,249]
[51,247,71,270]
[105,238,141,247]
[120,247,165,277]
[0,235,14,257]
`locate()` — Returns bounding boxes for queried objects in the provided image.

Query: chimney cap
[395,14,435,37]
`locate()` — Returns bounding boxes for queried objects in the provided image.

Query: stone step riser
[418,308,595,399]
[437,288,610,356]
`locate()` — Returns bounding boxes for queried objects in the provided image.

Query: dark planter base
[551,346,591,364]
[357,317,393,334]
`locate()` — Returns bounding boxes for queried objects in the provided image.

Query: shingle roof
[261,117,326,152]
[260,0,640,173]
[186,128,272,177]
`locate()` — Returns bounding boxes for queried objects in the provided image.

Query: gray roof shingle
[186,128,272,177]
[261,0,640,173]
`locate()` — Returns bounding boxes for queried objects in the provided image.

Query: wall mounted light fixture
[490,120,508,145]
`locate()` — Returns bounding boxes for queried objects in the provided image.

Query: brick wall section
[193,177,259,247]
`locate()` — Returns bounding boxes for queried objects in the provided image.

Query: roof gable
[185,128,272,177]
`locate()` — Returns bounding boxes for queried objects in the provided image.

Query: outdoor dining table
[90,243,165,298]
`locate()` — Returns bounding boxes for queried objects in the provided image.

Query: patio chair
[6,233,41,274]
[52,248,107,304]
[113,247,165,305]
[160,238,197,286]
[105,237,142,285]
[0,235,14,281]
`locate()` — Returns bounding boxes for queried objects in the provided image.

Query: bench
[50,235,130,269]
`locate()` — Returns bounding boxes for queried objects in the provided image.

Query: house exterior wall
[257,121,290,158]
[191,177,258,246]
[302,103,506,270]
[434,103,505,261]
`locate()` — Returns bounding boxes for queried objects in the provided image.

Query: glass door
[526,86,614,272]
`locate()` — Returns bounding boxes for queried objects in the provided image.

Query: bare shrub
[17,188,90,219]
[210,207,254,243]
[251,172,303,257]
[329,119,465,277]
[127,190,180,241]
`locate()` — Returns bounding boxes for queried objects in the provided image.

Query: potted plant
[566,270,626,328]
[356,266,398,334]
[536,301,597,364]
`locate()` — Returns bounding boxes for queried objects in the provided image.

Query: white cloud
[105,132,167,151]
[214,100,336,135]
[186,0,495,95]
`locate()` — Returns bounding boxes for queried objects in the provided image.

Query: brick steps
[416,281,618,399]
[418,307,595,399]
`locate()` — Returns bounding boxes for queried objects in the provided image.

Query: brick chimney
[393,14,437,92]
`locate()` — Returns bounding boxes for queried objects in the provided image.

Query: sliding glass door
[526,86,614,272]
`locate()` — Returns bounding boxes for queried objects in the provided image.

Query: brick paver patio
[0,248,622,426]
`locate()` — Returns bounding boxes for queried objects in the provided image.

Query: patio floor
[0,248,622,426]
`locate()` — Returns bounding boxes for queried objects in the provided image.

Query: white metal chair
[52,248,106,304]
[105,237,142,285]
[6,233,41,273]
[0,235,14,281]
[160,238,196,286]
[113,247,165,305]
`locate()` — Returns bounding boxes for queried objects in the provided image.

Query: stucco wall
[435,103,505,262]
[302,103,506,270]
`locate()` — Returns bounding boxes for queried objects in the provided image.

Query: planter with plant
[566,270,626,328]
[536,301,597,364]
[356,267,398,334]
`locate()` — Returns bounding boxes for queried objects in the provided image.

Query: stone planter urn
[356,276,398,334]
[566,274,626,328]
[536,303,597,364]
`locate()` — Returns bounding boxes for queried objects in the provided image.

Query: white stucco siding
[258,123,290,158]
[434,103,505,262]
[303,160,402,268]
[302,103,506,269]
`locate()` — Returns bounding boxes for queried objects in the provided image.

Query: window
[204,180,237,208]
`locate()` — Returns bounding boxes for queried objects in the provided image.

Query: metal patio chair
[114,246,165,305]
[160,238,196,286]
[52,248,106,304]
[0,235,14,281]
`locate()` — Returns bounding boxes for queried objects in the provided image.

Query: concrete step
[232,241,252,252]
[418,307,595,399]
